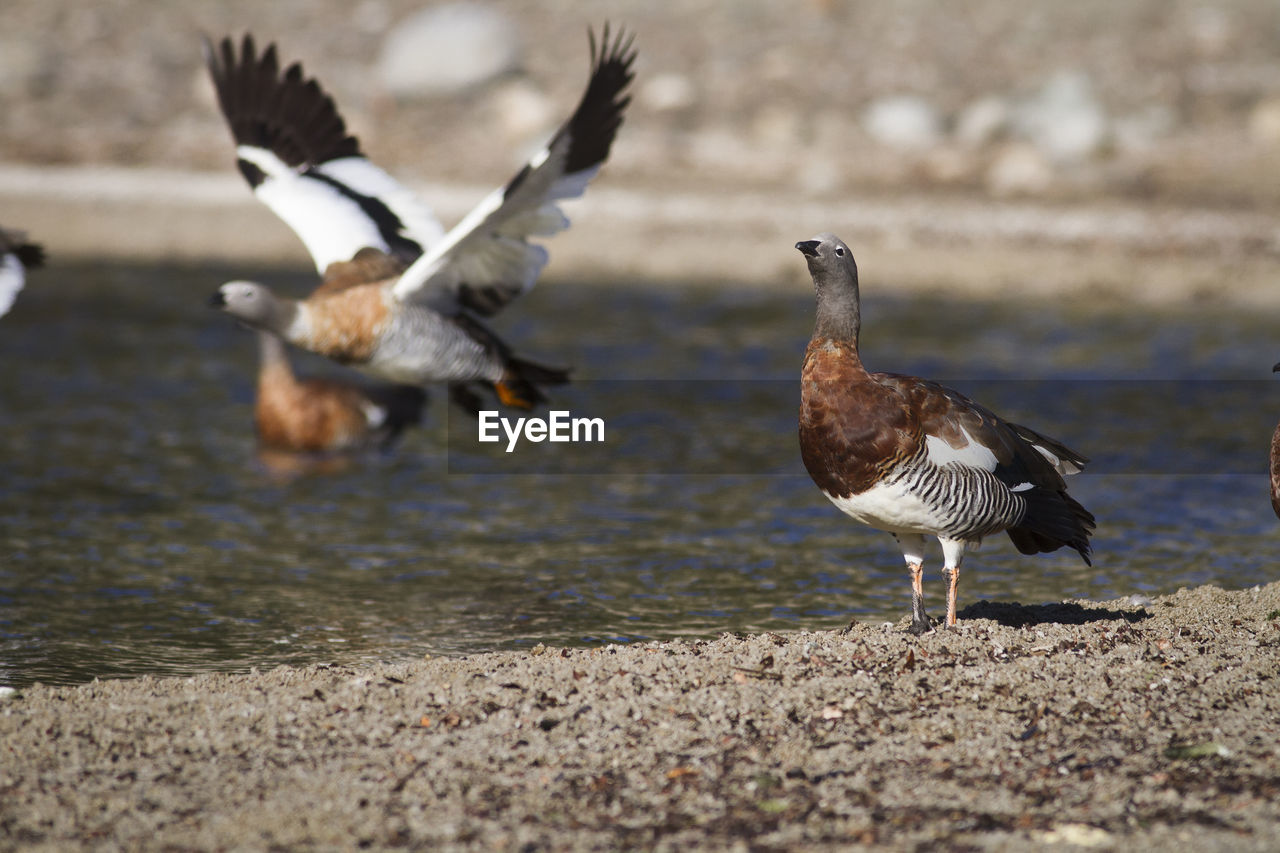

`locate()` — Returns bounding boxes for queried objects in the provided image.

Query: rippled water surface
[1,262,1276,686]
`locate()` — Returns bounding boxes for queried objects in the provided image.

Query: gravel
[3,582,1277,850]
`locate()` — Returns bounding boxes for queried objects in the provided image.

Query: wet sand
[3,582,1277,851]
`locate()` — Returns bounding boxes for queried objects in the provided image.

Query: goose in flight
[205,27,635,412]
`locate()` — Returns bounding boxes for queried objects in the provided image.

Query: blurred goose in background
[204,27,636,416]
[0,228,43,318]
[796,233,1095,633]
[253,331,426,454]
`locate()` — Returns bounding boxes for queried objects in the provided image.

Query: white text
[477,410,605,452]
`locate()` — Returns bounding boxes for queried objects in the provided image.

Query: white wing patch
[240,148,444,273]
[924,426,999,472]
[360,400,388,429]
[390,146,601,307]
[0,254,24,318]
[390,190,559,305]
[1032,442,1083,476]
[317,157,445,248]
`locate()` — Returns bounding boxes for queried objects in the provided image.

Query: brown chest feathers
[798,339,919,498]
[301,284,390,364]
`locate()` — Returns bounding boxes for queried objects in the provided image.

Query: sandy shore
[2,582,1277,851]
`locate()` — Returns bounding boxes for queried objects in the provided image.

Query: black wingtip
[590,22,638,72]
[13,242,44,269]
[204,32,363,170]
[558,24,637,177]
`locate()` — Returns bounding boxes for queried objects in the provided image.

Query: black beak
[1273,362,1280,373]
[795,240,821,259]
[207,290,226,308]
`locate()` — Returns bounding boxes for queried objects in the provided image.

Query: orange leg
[894,533,932,634]
[944,565,959,628]
[940,538,967,630]
[493,380,533,409]
[908,561,932,634]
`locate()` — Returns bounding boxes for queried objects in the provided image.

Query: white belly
[824,481,948,536]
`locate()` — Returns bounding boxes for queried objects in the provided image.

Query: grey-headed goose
[204,28,635,410]
[0,227,43,318]
[796,233,1095,633]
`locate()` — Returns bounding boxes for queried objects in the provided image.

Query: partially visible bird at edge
[1271,362,1280,519]
[0,227,44,319]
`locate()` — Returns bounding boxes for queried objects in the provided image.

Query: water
[1,263,1276,687]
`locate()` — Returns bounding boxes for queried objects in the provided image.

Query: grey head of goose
[209,280,298,336]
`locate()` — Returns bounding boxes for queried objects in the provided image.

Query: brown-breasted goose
[796,233,1095,633]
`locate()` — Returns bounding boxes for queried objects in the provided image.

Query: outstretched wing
[203,34,445,274]
[0,227,43,318]
[391,25,636,316]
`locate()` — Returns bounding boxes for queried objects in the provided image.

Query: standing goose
[0,227,43,318]
[204,27,636,410]
[795,233,1095,633]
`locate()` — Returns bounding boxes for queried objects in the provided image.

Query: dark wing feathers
[204,34,362,175]
[390,25,636,317]
[503,25,636,201]
[879,373,1073,490]
[13,243,44,268]
[0,228,43,268]
[8,240,43,269]
[570,24,637,173]
[1007,421,1089,475]
[1006,488,1095,563]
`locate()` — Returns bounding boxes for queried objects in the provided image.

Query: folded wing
[880,373,1095,560]
[881,374,1086,487]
